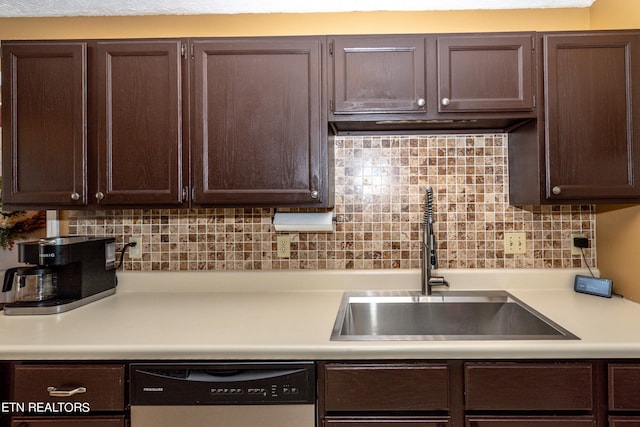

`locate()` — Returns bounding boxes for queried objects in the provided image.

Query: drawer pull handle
[47,386,87,397]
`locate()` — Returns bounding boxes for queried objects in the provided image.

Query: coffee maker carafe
[2,266,57,303]
[2,236,117,315]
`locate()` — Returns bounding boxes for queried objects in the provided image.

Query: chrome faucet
[422,187,449,295]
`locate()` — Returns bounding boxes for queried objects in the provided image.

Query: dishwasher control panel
[130,362,315,405]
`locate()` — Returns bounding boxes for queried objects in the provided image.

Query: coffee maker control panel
[105,241,116,269]
[20,236,116,269]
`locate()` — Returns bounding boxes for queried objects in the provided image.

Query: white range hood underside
[0,0,597,18]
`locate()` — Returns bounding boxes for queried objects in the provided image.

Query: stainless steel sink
[330,290,579,341]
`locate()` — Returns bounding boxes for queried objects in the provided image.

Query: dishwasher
[129,362,316,427]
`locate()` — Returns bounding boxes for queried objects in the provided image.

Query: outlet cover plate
[277,234,291,258]
[129,236,142,259]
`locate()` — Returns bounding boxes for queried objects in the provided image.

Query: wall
[589,0,640,29]
[596,205,640,302]
[69,135,595,271]
[0,9,590,40]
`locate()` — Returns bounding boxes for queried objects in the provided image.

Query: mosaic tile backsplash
[68,134,596,271]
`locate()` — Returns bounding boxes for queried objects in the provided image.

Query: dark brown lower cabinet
[466,416,595,426]
[323,363,450,412]
[10,416,125,426]
[324,417,449,426]
[609,364,640,410]
[609,417,640,426]
[7,363,126,427]
[464,362,594,411]
[319,361,461,426]
[319,361,602,427]
[608,363,640,425]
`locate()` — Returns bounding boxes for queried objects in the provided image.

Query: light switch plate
[504,232,526,254]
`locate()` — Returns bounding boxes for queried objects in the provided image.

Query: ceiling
[0,0,597,18]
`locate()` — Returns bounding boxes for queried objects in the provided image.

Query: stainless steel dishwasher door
[131,404,315,427]
[129,362,316,427]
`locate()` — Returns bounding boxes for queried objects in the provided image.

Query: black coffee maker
[3,236,117,315]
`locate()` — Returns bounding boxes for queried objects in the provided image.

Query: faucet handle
[428,276,449,288]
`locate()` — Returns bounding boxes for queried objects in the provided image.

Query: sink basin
[331,290,578,341]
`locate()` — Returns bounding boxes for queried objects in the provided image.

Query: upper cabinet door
[544,32,640,201]
[436,34,535,112]
[191,37,329,206]
[329,36,427,115]
[93,40,185,206]
[1,42,88,208]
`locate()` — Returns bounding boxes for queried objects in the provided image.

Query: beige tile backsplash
[69,134,595,271]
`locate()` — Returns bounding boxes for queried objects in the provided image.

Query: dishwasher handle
[187,368,305,383]
[138,367,307,383]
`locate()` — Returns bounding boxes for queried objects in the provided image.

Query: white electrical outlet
[277,235,291,258]
[571,232,587,256]
[129,236,142,259]
[504,232,526,255]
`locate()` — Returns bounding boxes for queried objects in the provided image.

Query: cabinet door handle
[47,386,87,397]
[441,97,451,106]
[70,192,80,201]
[310,190,319,199]
[417,98,426,107]
[95,191,105,200]
[552,186,562,195]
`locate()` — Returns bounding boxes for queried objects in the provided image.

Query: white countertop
[1,268,640,360]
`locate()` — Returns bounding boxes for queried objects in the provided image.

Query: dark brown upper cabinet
[544,32,640,202]
[509,31,640,205]
[191,37,331,207]
[2,36,332,209]
[436,34,535,112]
[92,40,186,207]
[1,39,186,210]
[1,42,88,208]
[329,36,427,116]
[328,33,536,134]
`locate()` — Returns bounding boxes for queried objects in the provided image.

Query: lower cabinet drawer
[10,415,126,427]
[609,416,640,426]
[464,362,593,411]
[609,364,640,410]
[11,364,125,412]
[323,363,450,411]
[466,416,595,426]
[324,417,449,426]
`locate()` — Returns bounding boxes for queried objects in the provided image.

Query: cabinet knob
[310,190,319,199]
[70,192,80,201]
[95,191,105,200]
[417,98,426,107]
[441,97,451,106]
[552,186,562,195]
